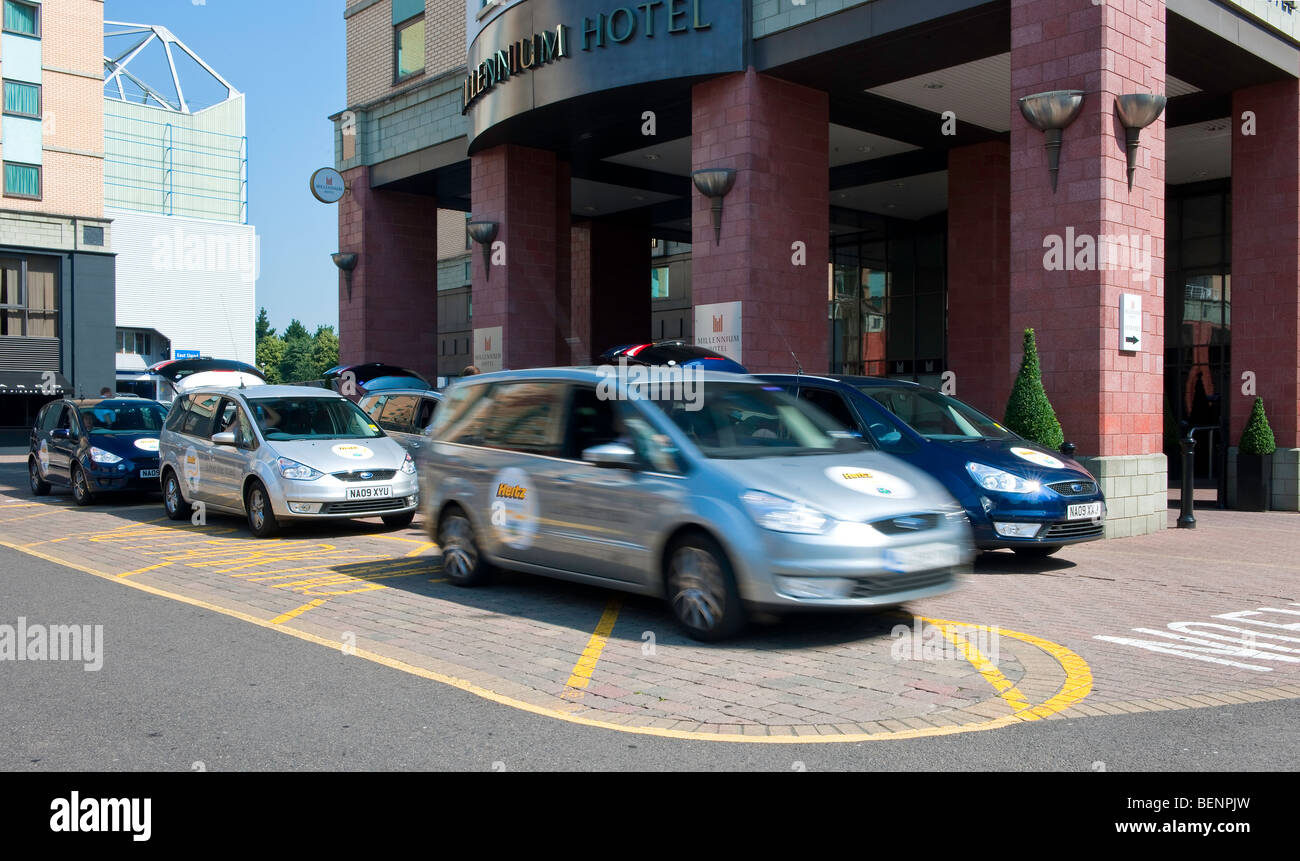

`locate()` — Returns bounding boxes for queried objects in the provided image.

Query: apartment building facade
[0,0,114,444]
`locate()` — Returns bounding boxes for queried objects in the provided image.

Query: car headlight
[277,457,323,481]
[965,462,1040,494]
[401,453,416,475]
[89,446,122,464]
[740,490,831,534]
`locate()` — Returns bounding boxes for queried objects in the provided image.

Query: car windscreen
[246,397,385,441]
[79,402,168,434]
[856,385,1014,441]
[644,382,862,459]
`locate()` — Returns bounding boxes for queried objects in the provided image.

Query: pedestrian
[99,387,114,398]
[461,365,480,377]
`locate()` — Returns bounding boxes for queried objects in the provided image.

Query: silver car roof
[454,366,754,386]
[182,384,348,400]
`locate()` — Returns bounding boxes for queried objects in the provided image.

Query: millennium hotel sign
[462,0,715,114]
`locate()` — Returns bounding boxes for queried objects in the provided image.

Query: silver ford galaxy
[420,368,972,640]
[159,385,419,536]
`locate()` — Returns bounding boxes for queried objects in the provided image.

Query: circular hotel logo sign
[310,167,346,204]
[1010,447,1064,469]
[825,466,917,499]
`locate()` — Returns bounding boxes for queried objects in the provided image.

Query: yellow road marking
[271,598,328,625]
[930,621,1032,712]
[116,561,173,579]
[562,598,623,698]
[0,536,1105,743]
[404,542,436,558]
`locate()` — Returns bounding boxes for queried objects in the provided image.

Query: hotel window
[2,0,38,37]
[651,267,670,299]
[3,162,40,199]
[394,3,425,83]
[2,81,40,118]
[0,255,58,338]
[117,330,153,356]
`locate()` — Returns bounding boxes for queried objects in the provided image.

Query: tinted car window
[378,395,418,432]
[416,397,438,430]
[566,386,623,459]
[39,403,61,432]
[56,406,75,433]
[799,387,857,430]
[214,399,240,438]
[480,382,566,456]
[181,394,221,437]
[165,395,192,432]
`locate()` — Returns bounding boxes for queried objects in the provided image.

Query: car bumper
[969,498,1107,549]
[267,474,421,520]
[83,460,161,492]
[736,518,973,610]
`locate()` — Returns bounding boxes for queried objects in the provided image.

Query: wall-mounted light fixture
[466,220,499,280]
[331,252,358,301]
[691,168,737,245]
[1114,93,1167,190]
[1018,90,1086,192]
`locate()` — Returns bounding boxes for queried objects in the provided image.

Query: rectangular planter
[1236,452,1273,512]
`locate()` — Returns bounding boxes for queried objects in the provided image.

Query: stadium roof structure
[104,21,240,114]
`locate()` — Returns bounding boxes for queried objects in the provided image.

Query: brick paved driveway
[2,459,1297,742]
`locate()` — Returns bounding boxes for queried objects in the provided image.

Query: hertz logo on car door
[496,483,527,500]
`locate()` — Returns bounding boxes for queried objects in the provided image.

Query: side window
[56,405,75,433]
[857,399,919,455]
[181,394,221,438]
[213,399,240,439]
[165,395,192,432]
[39,403,60,431]
[565,386,622,459]
[416,397,438,431]
[362,395,386,421]
[236,407,257,450]
[431,383,493,445]
[480,382,566,456]
[799,387,858,431]
[378,395,418,432]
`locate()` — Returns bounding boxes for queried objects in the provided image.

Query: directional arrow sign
[1120,294,1142,352]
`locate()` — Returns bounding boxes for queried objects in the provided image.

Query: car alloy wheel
[438,510,490,586]
[163,472,187,519]
[71,465,93,506]
[245,481,279,537]
[668,546,727,633]
[29,458,49,496]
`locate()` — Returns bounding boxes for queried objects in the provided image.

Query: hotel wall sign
[465,0,742,147]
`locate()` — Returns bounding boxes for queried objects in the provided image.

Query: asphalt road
[2,544,1297,772]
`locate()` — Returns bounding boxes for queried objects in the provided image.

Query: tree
[310,325,340,379]
[255,335,285,384]
[1239,397,1276,455]
[1003,328,1064,450]
[255,307,275,343]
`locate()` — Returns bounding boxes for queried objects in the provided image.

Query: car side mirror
[50,428,70,440]
[582,442,639,469]
[212,431,238,446]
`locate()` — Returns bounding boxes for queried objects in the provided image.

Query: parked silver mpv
[159,385,419,536]
[420,368,973,640]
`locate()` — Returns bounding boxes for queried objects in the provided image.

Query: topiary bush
[1239,396,1276,456]
[1004,328,1065,450]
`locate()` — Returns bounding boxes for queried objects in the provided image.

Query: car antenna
[792,351,803,376]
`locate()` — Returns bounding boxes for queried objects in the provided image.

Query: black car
[357,387,442,456]
[322,363,432,402]
[28,397,170,505]
[598,340,749,374]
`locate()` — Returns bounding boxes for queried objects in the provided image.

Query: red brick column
[337,165,439,378]
[690,68,829,373]
[1231,81,1300,449]
[569,220,652,365]
[947,141,1011,417]
[469,144,566,369]
[1010,0,1165,458]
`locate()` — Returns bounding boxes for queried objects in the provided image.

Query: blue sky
[106,0,345,333]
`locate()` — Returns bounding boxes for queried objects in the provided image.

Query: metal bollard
[1177,430,1196,529]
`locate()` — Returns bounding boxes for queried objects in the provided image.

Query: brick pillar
[469,144,565,370]
[569,220,652,365]
[947,141,1011,417]
[1230,80,1300,510]
[691,69,829,373]
[337,166,439,379]
[1010,0,1167,537]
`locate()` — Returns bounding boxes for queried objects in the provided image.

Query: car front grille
[869,513,942,535]
[850,568,954,598]
[331,469,397,482]
[1042,520,1105,540]
[323,496,412,514]
[1047,480,1098,496]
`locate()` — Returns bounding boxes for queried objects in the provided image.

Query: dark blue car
[759,374,1106,557]
[599,340,748,374]
[28,397,169,505]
